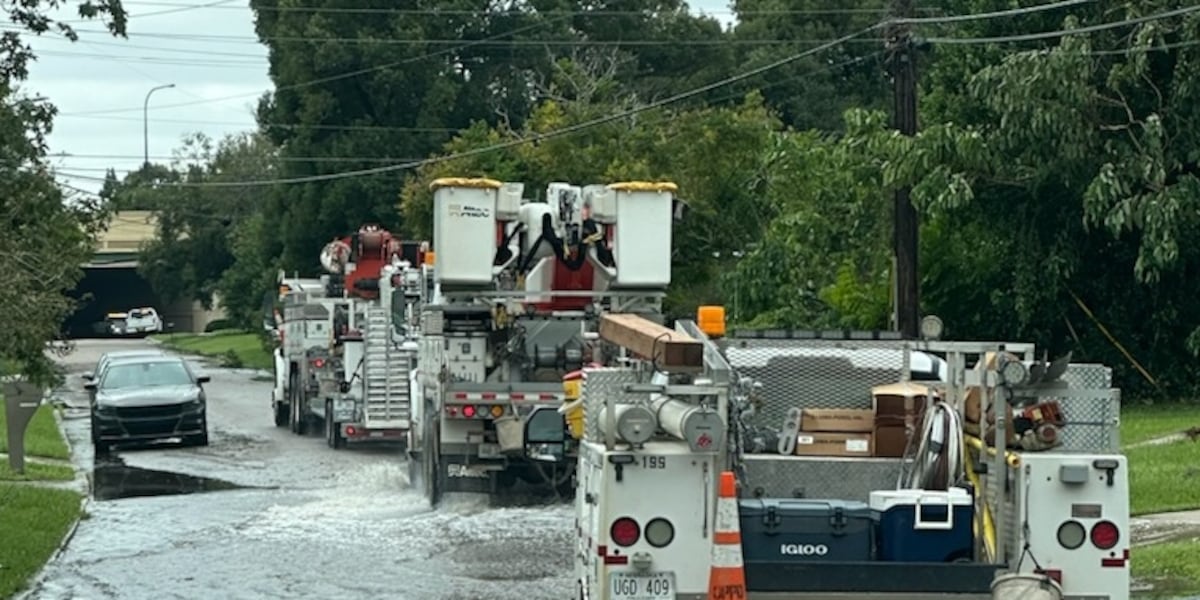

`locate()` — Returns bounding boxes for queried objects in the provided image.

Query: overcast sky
[21,0,734,196]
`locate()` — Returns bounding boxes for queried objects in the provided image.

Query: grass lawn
[0,461,74,482]
[1133,536,1200,597]
[0,404,70,461]
[153,329,273,370]
[1122,403,1200,516]
[0,483,82,599]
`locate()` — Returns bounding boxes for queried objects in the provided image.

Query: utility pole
[143,83,176,169]
[889,0,920,339]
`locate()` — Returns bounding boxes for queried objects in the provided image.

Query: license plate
[370,431,383,438]
[478,443,500,458]
[609,572,675,600]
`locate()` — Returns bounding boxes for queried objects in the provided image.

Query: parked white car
[124,307,164,335]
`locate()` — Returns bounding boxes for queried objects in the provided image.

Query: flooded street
[24,339,574,600]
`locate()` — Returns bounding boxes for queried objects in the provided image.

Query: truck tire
[289,372,308,435]
[325,399,344,449]
[422,415,442,508]
[274,399,288,428]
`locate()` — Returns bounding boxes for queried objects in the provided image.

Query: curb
[12,401,92,600]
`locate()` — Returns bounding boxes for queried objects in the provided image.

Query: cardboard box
[793,432,873,457]
[872,382,931,415]
[874,424,910,458]
[801,408,875,433]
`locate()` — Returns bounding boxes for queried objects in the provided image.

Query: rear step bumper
[340,424,408,442]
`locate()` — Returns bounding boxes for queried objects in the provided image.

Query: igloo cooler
[870,487,975,562]
[738,498,874,563]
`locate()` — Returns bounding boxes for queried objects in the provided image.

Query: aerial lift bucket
[991,573,1062,600]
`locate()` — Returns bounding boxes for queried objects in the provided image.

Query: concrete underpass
[66,211,225,338]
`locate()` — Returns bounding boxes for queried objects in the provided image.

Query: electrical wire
[925,4,1200,45]
[53,114,463,133]
[155,25,885,189]
[152,4,1199,190]
[54,0,1103,117]
[56,13,574,116]
[51,153,427,162]
[82,2,938,17]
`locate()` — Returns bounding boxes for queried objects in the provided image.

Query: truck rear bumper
[340,424,407,443]
[746,562,1004,596]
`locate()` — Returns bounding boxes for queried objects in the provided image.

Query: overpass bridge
[69,210,226,336]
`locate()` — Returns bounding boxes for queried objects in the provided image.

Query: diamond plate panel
[1060,363,1112,389]
[580,368,644,442]
[739,455,909,502]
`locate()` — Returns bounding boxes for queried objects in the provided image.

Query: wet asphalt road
[25,339,574,600]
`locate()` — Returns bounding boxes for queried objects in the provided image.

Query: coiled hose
[901,401,964,490]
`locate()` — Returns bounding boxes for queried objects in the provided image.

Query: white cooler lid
[869,486,973,512]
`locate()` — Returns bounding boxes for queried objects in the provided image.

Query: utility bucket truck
[408,177,687,507]
[272,226,427,449]
[576,310,1132,600]
[575,317,732,600]
[272,275,334,431]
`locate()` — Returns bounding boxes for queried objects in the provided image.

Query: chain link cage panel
[720,338,922,432]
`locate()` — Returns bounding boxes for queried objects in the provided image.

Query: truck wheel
[325,399,344,449]
[406,451,422,489]
[274,400,288,428]
[288,373,300,434]
[422,416,442,508]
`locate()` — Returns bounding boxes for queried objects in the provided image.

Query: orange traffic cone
[709,470,747,600]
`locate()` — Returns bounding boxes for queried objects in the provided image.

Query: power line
[54,114,463,133]
[52,50,893,197]
[150,2,1200,189]
[925,4,1200,45]
[109,2,937,17]
[52,154,427,163]
[9,27,881,47]
[895,0,1096,24]
[161,24,890,189]
[55,13,573,117]
[37,49,265,68]
[52,0,1104,118]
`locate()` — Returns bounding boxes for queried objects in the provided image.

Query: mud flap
[441,461,493,494]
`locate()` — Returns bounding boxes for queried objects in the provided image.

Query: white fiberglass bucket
[991,573,1062,600]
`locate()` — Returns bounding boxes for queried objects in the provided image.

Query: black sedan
[85,356,211,454]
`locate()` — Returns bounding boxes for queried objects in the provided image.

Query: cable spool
[904,402,964,490]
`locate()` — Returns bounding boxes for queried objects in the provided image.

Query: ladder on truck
[362,305,413,429]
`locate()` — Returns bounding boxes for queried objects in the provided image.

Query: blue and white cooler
[870,487,975,562]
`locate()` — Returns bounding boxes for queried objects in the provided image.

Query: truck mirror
[525,406,566,444]
[83,381,98,391]
[196,375,211,384]
[81,372,93,380]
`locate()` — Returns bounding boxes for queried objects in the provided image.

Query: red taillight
[345,425,357,436]
[610,517,640,547]
[311,358,325,368]
[1091,520,1119,550]
[463,405,476,418]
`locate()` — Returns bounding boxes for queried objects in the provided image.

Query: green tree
[0,0,127,384]
[249,0,734,274]
[104,133,279,314]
